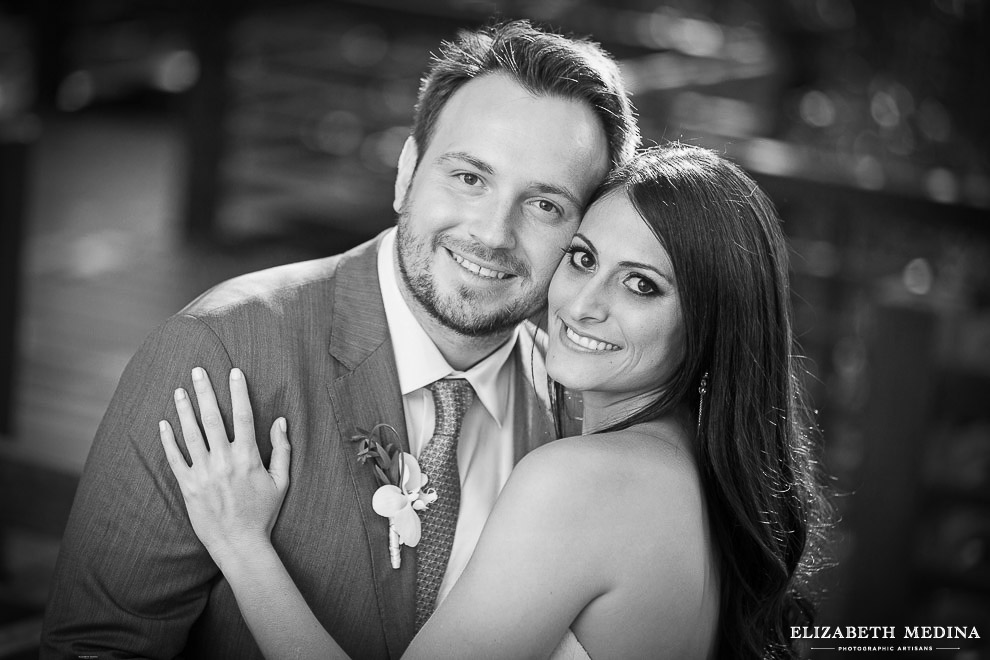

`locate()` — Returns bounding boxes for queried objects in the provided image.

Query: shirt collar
[378,228,518,427]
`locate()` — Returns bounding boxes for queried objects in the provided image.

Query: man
[42,19,638,659]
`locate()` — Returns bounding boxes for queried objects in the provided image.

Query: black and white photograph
[0,0,987,658]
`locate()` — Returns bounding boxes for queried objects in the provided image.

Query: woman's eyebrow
[572,233,596,253]
[573,233,675,285]
[618,260,675,286]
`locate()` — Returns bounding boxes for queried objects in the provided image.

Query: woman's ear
[393,136,419,214]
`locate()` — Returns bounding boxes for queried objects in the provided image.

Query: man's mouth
[448,249,513,280]
[562,322,621,352]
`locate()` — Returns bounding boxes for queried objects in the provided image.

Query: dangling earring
[697,372,710,433]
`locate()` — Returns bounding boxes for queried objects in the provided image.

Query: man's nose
[467,196,517,251]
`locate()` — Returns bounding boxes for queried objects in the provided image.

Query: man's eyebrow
[434,152,582,209]
[532,182,581,210]
[434,152,495,174]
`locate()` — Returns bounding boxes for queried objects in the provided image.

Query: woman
[160,144,830,659]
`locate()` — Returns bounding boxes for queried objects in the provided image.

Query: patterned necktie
[415,378,474,630]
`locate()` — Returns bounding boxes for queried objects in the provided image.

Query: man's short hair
[412,19,639,169]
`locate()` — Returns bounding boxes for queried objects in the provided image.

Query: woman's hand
[159,367,291,564]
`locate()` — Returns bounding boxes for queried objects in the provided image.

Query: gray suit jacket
[41,233,556,659]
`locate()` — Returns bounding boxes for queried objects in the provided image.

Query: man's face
[394,73,611,337]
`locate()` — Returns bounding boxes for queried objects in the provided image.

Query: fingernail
[174,388,186,400]
[277,417,287,433]
[230,368,242,380]
[159,420,167,433]
[191,367,204,381]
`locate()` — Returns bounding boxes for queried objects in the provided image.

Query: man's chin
[433,309,525,338]
[428,296,536,338]
[401,267,538,337]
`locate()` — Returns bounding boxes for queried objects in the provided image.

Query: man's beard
[395,212,542,338]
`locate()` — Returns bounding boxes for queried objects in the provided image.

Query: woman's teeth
[450,252,510,280]
[565,326,620,352]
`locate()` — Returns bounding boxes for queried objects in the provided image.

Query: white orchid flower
[370,453,436,548]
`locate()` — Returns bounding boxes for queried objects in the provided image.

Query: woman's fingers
[190,367,230,454]
[174,387,209,464]
[229,368,257,450]
[159,420,189,473]
[169,367,283,479]
[268,417,291,494]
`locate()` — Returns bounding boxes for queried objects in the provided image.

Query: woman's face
[546,193,685,403]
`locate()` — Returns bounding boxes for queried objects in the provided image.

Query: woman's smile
[545,192,685,404]
[558,319,622,352]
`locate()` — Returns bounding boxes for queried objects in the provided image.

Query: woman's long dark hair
[553,144,831,658]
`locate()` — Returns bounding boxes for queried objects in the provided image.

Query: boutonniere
[351,424,436,569]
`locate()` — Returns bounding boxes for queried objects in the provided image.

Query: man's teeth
[450,252,509,279]
[565,326,620,352]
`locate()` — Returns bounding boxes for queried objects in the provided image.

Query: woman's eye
[458,173,481,186]
[624,275,657,295]
[569,249,595,270]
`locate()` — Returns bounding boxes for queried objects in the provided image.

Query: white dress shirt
[377,229,518,605]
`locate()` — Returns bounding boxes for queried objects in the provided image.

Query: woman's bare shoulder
[504,421,710,551]
[494,422,719,653]
[518,420,700,492]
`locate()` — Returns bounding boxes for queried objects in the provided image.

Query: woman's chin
[545,352,591,392]
[545,352,566,386]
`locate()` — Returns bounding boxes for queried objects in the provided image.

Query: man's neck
[404,299,515,372]
[381,231,515,371]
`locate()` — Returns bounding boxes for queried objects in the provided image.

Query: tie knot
[429,378,474,439]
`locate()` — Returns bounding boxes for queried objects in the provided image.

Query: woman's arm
[160,367,614,660]
[408,427,719,660]
[405,441,611,659]
[159,367,348,660]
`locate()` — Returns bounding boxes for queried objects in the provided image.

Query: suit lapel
[326,235,417,656]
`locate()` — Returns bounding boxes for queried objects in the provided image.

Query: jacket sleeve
[40,314,234,659]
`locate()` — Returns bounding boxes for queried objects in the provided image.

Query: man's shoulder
[183,255,341,318]
[181,236,381,321]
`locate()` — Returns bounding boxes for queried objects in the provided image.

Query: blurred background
[0,0,988,657]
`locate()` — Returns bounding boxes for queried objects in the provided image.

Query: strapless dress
[549,629,591,660]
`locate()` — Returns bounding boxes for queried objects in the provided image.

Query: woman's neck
[579,388,665,434]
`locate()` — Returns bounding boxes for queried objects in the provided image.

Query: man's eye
[458,173,481,186]
[537,199,559,214]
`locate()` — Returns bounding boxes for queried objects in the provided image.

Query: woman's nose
[566,276,609,322]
